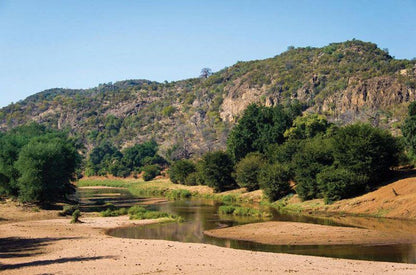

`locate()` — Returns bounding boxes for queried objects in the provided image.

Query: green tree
[234,152,265,191]
[317,167,368,204]
[258,163,292,202]
[200,151,236,192]
[293,136,334,200]
[85,142,121,176]
[284,114,330,140]
[121,140,158,171]
[402,102,416,159]
[332,123,401,186]
[15,136,80,203]
[142,165,161,181]
[227,103,301,161]
[169,159,196,184]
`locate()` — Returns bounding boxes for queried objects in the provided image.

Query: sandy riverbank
[204,221,416,246]
[1,212,416,274]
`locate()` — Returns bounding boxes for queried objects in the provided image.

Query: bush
[101,207,128,217]
[234,152,265,191]
[15,136,80,203]
[200,151,236,192]
[258,163,292,202]
[59,205,79,216]
[71,209,81,223]
[142,165,161,181]
[218,205,236,214]
[227,104,301,161]
[218,205,264,217]
[317,167,368,204]
[166,189,192,200]
[332,123,401,186]
[184,172,199,186]
[292,136,334,200]
[169,159,196,184]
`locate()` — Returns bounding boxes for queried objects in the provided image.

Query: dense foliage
[234,152,265,191]
[199,151,236,192]
[402,102,416,160]
[168,159,196,185]
[0,123,80,204]
[227,103,301,161]
[258,163,292,201]
[85,140,165,178]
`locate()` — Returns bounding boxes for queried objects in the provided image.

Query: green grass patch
[218,205,270,217]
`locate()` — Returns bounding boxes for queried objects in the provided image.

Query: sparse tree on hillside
[200,68,212,79]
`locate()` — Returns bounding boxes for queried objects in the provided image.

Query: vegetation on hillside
[1,40,414,157]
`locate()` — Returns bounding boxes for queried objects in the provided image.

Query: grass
[218,205,271,217]
[77,177,252,203]
[98,204,184,222]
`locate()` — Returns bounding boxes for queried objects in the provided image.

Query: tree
[227,103,301,161]
[234,152,265,191]
[284,114,330,140]
[142,165,161,181]
[402,102,416,159]
[121,140,158,171]
[200,151,236,192]
[85,142,121,176]
[332,123,401,186]
[292,136,334,200]
[169,159,196,184]
[317,167,368,204]
[258,163,292,202]
[15,136,80,203]
[200,68,212,79]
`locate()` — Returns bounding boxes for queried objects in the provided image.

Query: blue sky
[1,0,415,107]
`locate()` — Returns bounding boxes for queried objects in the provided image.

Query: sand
[204,221,416,245]
[1,213,416,274]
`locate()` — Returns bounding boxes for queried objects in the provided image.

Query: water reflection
[80,188,416,263]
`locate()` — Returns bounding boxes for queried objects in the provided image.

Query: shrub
[317,167,368,204]
[71,209,81,223]
[142,165,161,181]
[169,159,196,184]
[332,123,401,186]
[218,205,236,214]
[166,189,192,200]
[234,152,265,191]
[184,172,199,186]
[292,136,334,200]
[259,163,292,202]
[200,151,236,192]
[59,205,79,216]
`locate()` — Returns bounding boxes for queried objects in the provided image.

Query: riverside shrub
[169,159,196,184]
[258,163,292,202]
[234,152,266,191]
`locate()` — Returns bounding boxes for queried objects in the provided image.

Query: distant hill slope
[1,40,415,156]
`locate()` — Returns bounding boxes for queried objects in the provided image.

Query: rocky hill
[1,40,415,157]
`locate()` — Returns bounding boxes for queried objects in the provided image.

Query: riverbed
[79,187,416,264]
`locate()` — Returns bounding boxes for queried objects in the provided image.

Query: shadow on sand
[0,237,81,259]
[0,255,115,271]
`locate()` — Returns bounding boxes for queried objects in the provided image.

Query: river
[78,187,416,264]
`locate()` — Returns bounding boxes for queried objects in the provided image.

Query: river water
[79,187,416,263]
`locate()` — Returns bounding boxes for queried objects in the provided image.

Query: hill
[1,40,415,157]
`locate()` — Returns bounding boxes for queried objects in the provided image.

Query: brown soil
[1,204,416,274]
[322,176,416,219]
[204,221,416,245]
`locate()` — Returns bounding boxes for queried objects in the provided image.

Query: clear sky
[1,0,415,107]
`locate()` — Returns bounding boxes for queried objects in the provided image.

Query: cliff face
[1,40,415,156]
